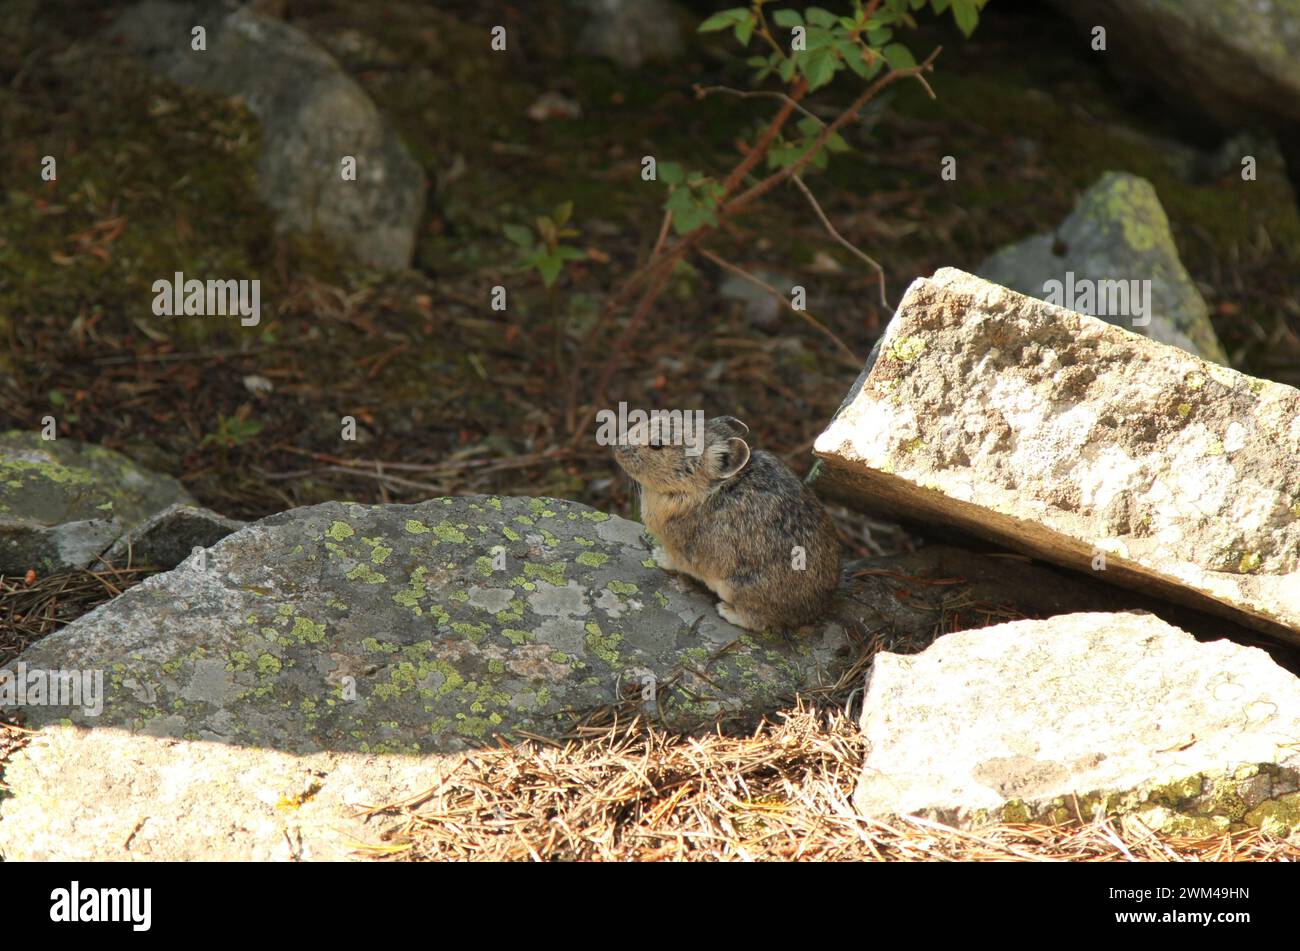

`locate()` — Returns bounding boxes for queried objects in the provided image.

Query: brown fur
[614,416,841,632]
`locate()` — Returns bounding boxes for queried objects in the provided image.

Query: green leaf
[778,56,797,82]
[882,42,916,70]
[698,8,748,32]
[804,7,836,27]
[931,0,952,13]
[553,200,573,226]
[664,187,695,215]
[671,204,709,235]
[503,223,534,247]
[734,15,756,46]
[658,161,685,185]
[844,50,871,78]
[805,26,836,50]
[556,245,587,261]
[826,130,850,153]
[537,254,564,288]
[866,26,893,45]
[801,48,836,90]
[772,9,803,28]
[952,0,978,36]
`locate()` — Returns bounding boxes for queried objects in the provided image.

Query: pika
[614,415,841,632]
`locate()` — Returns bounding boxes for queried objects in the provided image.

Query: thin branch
[791,173,890,310]
[723,48,942,219]
[694,84,823,126]
[697,247,861,366]
[650,208,673,260]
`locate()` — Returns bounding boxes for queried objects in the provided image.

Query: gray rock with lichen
[0,431,240,574]
[110,0,425,271]
[2,496,855,754]
[855,611,1300,837]
[978,172,1228,364]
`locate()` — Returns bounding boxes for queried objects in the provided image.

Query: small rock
[855,611,1300,837]
[110,0,426,271]
[978,172,1227,363]
[0,431,193,574]
[526,91,582,122]
[574,0,686,69]
[99,503,246,570]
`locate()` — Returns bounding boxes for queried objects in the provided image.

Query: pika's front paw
[716,601,763,632]
[651,545,680,573]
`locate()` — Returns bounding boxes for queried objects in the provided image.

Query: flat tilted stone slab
[814,268,1300,644]
[854,611,1300,835]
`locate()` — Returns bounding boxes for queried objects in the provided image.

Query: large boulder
[978,172,1228,364]
[1,497,856,751]
[110,0,425,271]
[1046,0,1300,135]
[574,0,686,68]
[813,268,1300,646]
[0,431,241,574]
[855,611,1300,836]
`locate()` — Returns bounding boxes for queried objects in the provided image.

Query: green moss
[325,520,355,541]
[1245,792,1300,837]
[888,336,927,362]
[523,560,566,587]
[585,621,622,666]
[290,616,327,644]
[346,563,387,584]
[432,522,467,544]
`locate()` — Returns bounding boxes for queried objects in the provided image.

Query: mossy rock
[0,431,195,573]
[979,172,1229,364]
[1,496,856,755]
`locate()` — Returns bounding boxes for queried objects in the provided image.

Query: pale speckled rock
[813,268,1300,646]
[110,0,425,271]
[855,611,1300,836]
[978,172,1227,363]
[0,729,456,861]
[0,431,193,573]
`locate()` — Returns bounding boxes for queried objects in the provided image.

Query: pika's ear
[709,416,749,437]
[707,437,750,480]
